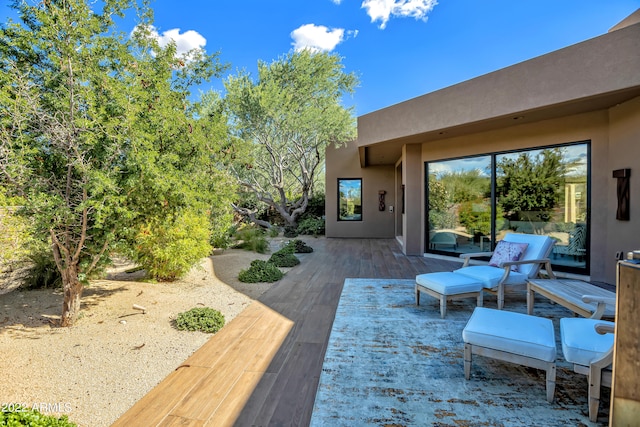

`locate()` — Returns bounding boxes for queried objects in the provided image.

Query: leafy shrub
[175,307,225,333]
[268,251,300,268]
[233,225,269,254]
[238,260,284,283]
[132,211,212,281]
[296,216,325,236]
[283,225,298,238]
[23,249,62,289]
[0,406,77,426]
[290,239,314,253]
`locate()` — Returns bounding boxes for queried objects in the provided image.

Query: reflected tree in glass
[338,178,362,221]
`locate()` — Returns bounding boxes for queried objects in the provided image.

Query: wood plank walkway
[111,238,461,427]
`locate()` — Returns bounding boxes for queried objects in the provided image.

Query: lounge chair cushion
[415,272,483,295]
[501,233,554,277]
[454,265,528,288]
[560,318,615,366]
[463,307,556,362]
[489,241,528,271]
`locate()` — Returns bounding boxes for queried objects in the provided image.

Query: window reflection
[427,143,589,273]
[338,178,362,221]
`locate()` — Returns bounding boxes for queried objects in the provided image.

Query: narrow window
[338,178,362,221]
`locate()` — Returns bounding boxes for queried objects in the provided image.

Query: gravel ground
[0,243,286,427]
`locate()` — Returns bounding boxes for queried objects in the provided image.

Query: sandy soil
[0,238,293,427]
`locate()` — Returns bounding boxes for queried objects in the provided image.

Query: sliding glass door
[426,142,589,274]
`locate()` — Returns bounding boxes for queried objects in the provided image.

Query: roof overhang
[357,18,640,166]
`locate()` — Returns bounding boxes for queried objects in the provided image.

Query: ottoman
[462,307,557,402]
[415,272,484,318]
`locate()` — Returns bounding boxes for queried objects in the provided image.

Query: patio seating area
[112,238,613,426]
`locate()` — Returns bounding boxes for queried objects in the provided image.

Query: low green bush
[233,226,269,254]
[238,260,284,283]
[296,216,325,236]
[268,251,300,268]
[132,211,212,281]
[175,307,225,333]
[0,406,77,426]
[290,239,313,253]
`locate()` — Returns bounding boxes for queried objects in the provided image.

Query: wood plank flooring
[111,238,461,427]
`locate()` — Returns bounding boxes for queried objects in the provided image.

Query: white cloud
[291,24,357,52]
[362,0,438,29]
[133,25,207,58]
[331,0,343,4]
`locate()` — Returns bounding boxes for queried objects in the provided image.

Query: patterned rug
[310,278,609,426]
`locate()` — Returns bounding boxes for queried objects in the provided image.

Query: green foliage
[23,249,62,289]
[290,239,314,253]
[268,251,300,268]
[233,226,269,254]
[0,406,77,426]
[497,149,566,220]
[238,260,284,283]
[458,200,492,237]
[296,216,325,236]
[0,0,229,325]
[224,50,358,227]
[131,211,212,282]
[175,307,225,333]
[283,226,298,238]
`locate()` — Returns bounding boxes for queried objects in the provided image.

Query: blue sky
[1,0,638,115]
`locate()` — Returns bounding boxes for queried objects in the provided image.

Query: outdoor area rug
[310,278,609,427]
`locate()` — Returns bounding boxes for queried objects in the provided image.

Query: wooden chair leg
[588,367,602,422]
[464,343,472,379]
[439,295,447,318]
[546,363,556,403]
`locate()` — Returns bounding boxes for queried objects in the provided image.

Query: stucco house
[325,9,640,285]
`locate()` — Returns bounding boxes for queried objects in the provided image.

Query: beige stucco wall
[606,96,640,282]
[325,141,395,238]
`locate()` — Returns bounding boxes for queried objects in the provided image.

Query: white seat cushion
[463,307,556,362]
[416,272,483,295]
[560,318,615,367]
[454,265,528,288]
[502,233,554,277]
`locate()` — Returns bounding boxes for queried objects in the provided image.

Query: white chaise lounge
[416,233,555,317]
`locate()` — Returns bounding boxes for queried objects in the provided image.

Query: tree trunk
[59,264,83,327]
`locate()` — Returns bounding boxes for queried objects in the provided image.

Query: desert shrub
[132,211,212,281]
[268,226,280,238]
[0,405,77,426]
[238,260,284,283]
[233,225,269,254]
[283,225,298,238]
[290,239,314,253]
[175,307,225,333]
[296,216,325,236]
[22,249,62,289]
[268,251,300,268]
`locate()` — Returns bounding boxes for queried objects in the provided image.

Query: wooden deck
[111,238,461,427]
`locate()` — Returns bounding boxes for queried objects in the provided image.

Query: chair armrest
[582,295,617,319]
[595,323,615,335]
[460,252,493,267]
[499,258,551,267]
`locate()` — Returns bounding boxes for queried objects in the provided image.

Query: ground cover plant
[175,307,225,334]
[0,406,77,427]
[238,260,284,283]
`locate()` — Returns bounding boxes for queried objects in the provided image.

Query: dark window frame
[337,178,363,222]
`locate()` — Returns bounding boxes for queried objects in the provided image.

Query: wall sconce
[378,190,386,211]
[613,168,630,221]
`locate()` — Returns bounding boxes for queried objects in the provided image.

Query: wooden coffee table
[527,279,616,319]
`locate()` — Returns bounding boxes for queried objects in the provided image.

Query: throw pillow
[489,241,529,271]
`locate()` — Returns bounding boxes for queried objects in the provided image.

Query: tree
[0,0,227,326]
[224,50,358,227]
[496,149,566,221]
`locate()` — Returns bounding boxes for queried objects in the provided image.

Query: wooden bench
[527,279,616,319]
